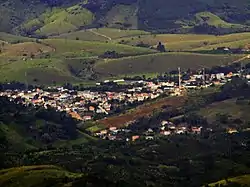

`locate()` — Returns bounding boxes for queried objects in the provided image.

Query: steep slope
[0,165,122,187]
[207,174,250,187]
[1,0,250,34]
[19,5,94,36]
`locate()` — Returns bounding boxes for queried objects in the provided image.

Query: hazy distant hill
[1,0,250,35]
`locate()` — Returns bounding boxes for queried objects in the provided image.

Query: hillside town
[1,67,250,141]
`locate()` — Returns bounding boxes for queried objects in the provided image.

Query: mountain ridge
[1,0,250,36]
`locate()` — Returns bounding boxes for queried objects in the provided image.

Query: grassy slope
[55,28,150,41]
[0,0,46,33]
[0,32,33,43]
[0,58,80,84]
[2,31,250,84]
[117,32,250,51]
[55,30,108,42]
[102,4,138,29]
[94,28,149,39]
[21,5,94,36]
[194,12,245,28]
[0,123,35,151]
[42,39,156,57]
[0,42,53,57]
[0,165,83,187]
[95,53,242,77]
[207,174,250,187]
[198,98,250,124]
[0,38,156,84]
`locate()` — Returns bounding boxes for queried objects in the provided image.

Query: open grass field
[0,32,34,43]
[0,165,83,187]
[42,39,156,57]
[117,32,250,51]
[55,30,109,42]
[1,31,250,85]
[0,58,81,84]
[0,42,54,57]
[95,53,243,77]
[93,28,150,40]
[207,174,250,187]
[98,96,186,128]
[198,98,250,124]
[194,12,245,29]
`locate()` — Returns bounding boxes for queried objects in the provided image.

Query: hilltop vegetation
[0,96,81,151]
[1,0,250,35]
[18,5,94,36]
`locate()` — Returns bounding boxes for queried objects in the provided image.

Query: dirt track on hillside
[98,96,186,128]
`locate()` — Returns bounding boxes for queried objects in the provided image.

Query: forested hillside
[1,0,250,35]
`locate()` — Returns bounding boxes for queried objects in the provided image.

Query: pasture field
[117,32,250,51]
[0,32,34,43]
[0,42,53,57]
[0,58,80,84]
[95,53,243,77]
[42,39,156,57]
[55,30,108,42]
[93,28,150,39]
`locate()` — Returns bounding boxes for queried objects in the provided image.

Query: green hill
[94,53,243,78]
[0,165,81,187]
[116,32,250,51]
[19,5,94,36]
[42,39,155,57]
[0,165,129,187]
[1,0,250,35]
[0,32,33,43]
[0,96,86,151]
[207,175,250,187]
